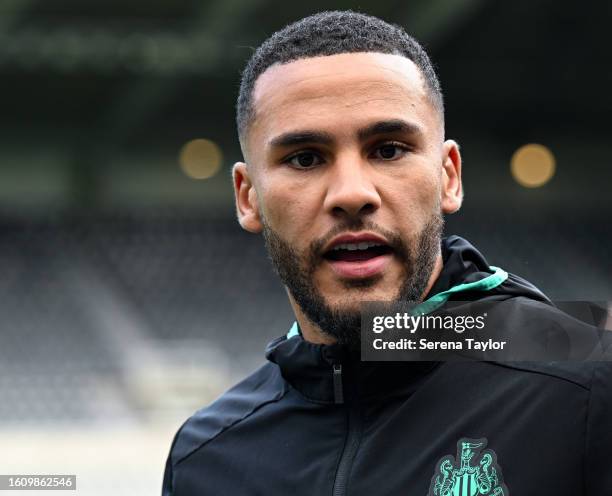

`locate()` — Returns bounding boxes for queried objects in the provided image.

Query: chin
[323,288,398,310]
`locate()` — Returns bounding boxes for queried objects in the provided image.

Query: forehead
[249,52,440,151]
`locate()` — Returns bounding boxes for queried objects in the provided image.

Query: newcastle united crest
[428,438,508,496]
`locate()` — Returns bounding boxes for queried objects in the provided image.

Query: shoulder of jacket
[477,297,611,388]
[483,360,610,390]
[170,361,288,467]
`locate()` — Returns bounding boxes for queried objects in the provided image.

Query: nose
[323,158,382,219]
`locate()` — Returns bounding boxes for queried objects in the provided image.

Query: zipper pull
[332,363,344,404]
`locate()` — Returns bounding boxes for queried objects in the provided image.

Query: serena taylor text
[372,338,507,351]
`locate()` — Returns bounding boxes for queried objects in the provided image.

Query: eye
[372,142,411,161]
[284,151,324,169]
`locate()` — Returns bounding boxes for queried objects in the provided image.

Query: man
[163,11,611,495]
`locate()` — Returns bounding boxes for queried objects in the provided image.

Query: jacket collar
[265,335,439,404]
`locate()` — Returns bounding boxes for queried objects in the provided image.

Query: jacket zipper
[333,364,344,404]
[332,363,363,496]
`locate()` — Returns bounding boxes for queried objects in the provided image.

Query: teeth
[332,242,384,251]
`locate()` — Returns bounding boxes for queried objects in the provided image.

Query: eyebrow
[269,131,334,148]
[268,119,423,149]
[357,119,423,141]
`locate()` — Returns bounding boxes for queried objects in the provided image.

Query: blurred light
[179,139,222,180]
[510,143,556,188]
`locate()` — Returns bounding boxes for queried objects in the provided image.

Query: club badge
[428,438,508,496]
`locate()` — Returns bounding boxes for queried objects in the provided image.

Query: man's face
[234,52,462,345]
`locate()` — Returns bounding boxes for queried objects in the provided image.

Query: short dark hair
[235,10,444,150]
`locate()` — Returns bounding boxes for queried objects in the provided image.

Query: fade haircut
[235,10,444,153]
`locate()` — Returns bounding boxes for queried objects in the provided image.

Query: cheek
[416,172,442,210]
[383,164,442,223]
[259,177,320,240]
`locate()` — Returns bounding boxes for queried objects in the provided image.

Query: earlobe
[232,162,263,233]
[440,140,463,214]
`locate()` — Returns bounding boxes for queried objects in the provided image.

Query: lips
[324,233,390,254]
[322,233,393,279]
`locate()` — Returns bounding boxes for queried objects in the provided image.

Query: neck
[289,253,444,344]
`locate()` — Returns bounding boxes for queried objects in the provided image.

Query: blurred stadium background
[0,0,610,494]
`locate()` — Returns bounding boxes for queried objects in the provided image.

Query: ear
[440,140,463,214]
[232,162,263,233]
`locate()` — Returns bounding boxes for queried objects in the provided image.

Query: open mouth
[323,241,393,262]
[321,234,395,279]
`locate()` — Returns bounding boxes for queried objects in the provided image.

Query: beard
[262,211,444,351]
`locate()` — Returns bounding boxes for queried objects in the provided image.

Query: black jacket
[162,236,612,495]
